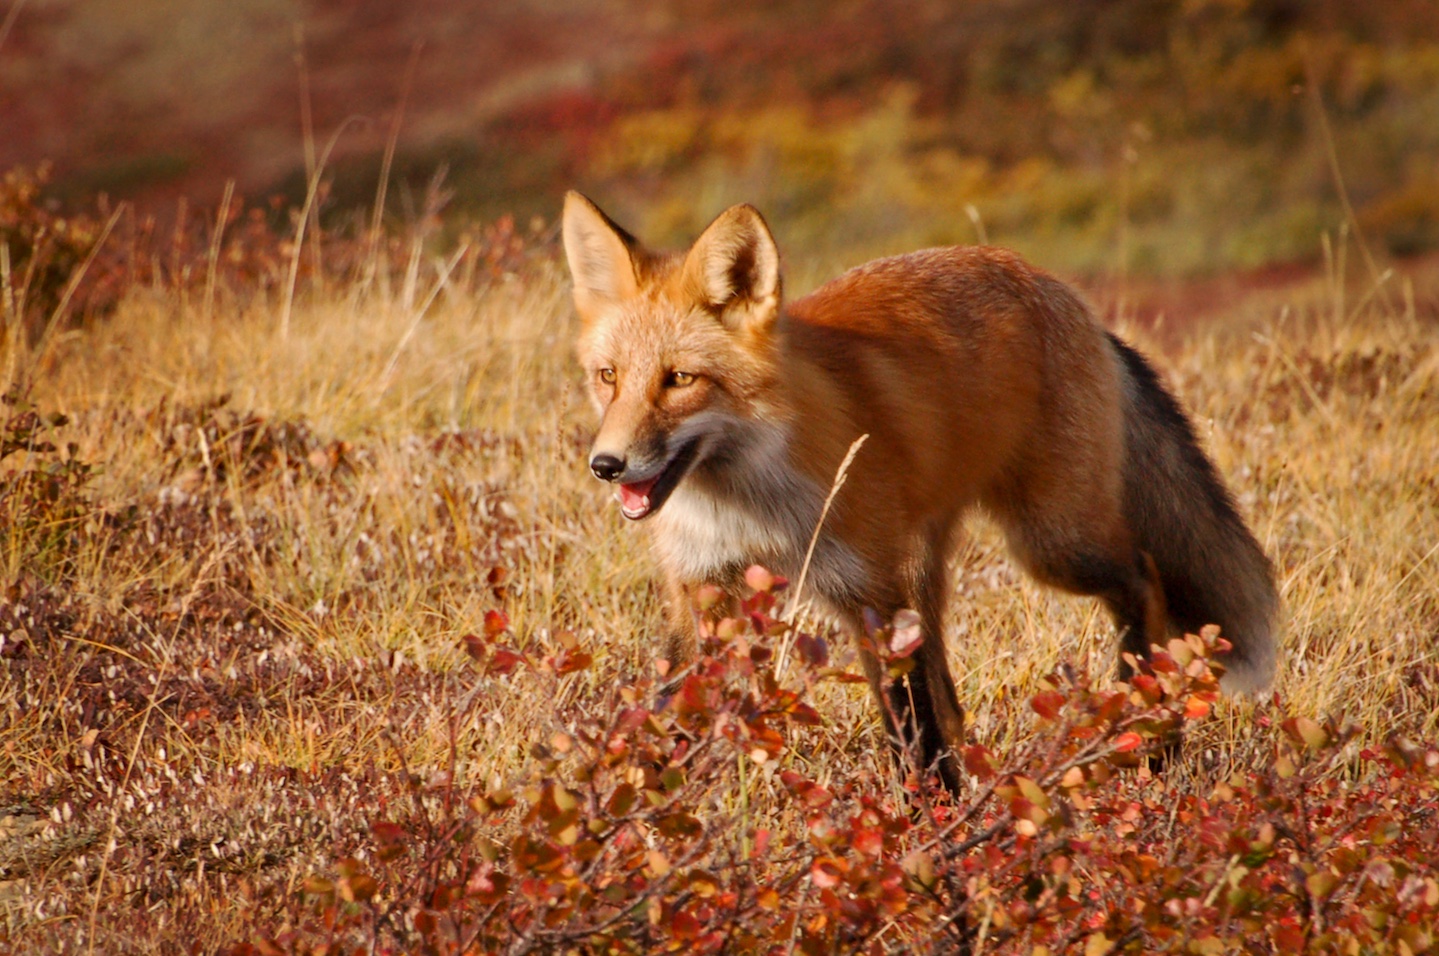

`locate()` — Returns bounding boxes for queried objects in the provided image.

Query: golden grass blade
[776,433,866,678]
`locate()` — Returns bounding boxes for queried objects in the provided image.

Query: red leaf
[553,648,592,675]
[460,633,486,662]
[1113,732,1143,753]
[963,745,998,781]
[1148,652,1178,673]
[1272,921,1304,950]
[1130,673,1160,698]
[371,820,407,847]
[486,647,524,677]
[1030,690,1066,721]
[484,609,509,638]
[795,632,829,667]
[671,909,702,940]
[779,771,833,808]
[852,826,885,857]
[677,674,715,715]
[787,702,823,725]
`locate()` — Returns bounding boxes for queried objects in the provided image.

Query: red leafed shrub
[0,163,539,343]
[228,575,1439,955]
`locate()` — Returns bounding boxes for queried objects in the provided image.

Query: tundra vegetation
[0,156,1437,954]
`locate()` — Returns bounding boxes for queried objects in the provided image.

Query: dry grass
[1,238,1436,952]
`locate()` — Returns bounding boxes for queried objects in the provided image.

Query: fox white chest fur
[650,422,870,608]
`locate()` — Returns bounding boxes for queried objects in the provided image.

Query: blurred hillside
[3,0,1439,275]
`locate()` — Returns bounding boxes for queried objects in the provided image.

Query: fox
[561,191,1278,792]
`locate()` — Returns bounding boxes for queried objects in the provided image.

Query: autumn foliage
[3,110,1437,951]
[223,576,1439,955]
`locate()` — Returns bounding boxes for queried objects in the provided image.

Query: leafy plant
[218,569,1439,956]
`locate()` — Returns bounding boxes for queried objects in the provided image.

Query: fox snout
[586,434,704,521]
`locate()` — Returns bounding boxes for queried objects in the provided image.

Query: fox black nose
[590,453,625,482]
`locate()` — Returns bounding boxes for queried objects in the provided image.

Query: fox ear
[683,204,781,332]
[562,192,640,316]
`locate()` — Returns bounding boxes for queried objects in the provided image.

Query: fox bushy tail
[1109,333,1279,693]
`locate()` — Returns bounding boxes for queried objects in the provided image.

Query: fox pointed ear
[562,191,640,316]
[683,204,781,332]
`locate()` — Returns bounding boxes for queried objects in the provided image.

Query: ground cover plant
[1,174,1437,952]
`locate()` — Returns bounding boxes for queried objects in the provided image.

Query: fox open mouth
[616,439,702,520]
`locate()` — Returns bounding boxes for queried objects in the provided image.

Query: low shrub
[229,574,1439,955]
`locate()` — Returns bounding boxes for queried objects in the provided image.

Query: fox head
[562,192,785,520]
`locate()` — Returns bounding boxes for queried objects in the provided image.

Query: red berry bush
[227,574,1439,956]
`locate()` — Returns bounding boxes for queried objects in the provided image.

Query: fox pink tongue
[619,476,660,516]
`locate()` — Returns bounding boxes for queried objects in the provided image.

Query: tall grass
[0,222,1436,950]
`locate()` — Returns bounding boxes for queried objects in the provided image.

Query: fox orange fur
[562,192,1278,791]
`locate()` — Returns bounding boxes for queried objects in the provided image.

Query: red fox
[562,192,1278,791]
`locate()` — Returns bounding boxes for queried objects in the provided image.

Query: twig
[376,242,470,397]
[366,41,424,289]
[278,117,364,339]
[776,433,867,676]
[1304,58,1395,317]
[29,204,125,378]
[202,180,235,321]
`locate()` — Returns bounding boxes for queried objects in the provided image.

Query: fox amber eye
[667,370,695,388]
[598,368,616,385]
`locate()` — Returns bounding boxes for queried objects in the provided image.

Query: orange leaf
[483,609,509,637]
[811,857,846,888]
[744,565,775,592]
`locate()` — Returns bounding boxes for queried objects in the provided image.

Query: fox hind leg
[1111,551,1169,678]
[858,633,965,795]
[1009,539,1169,681]
[858,531,967,795]
[992,451,1169,681]
[908,538,967,791]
